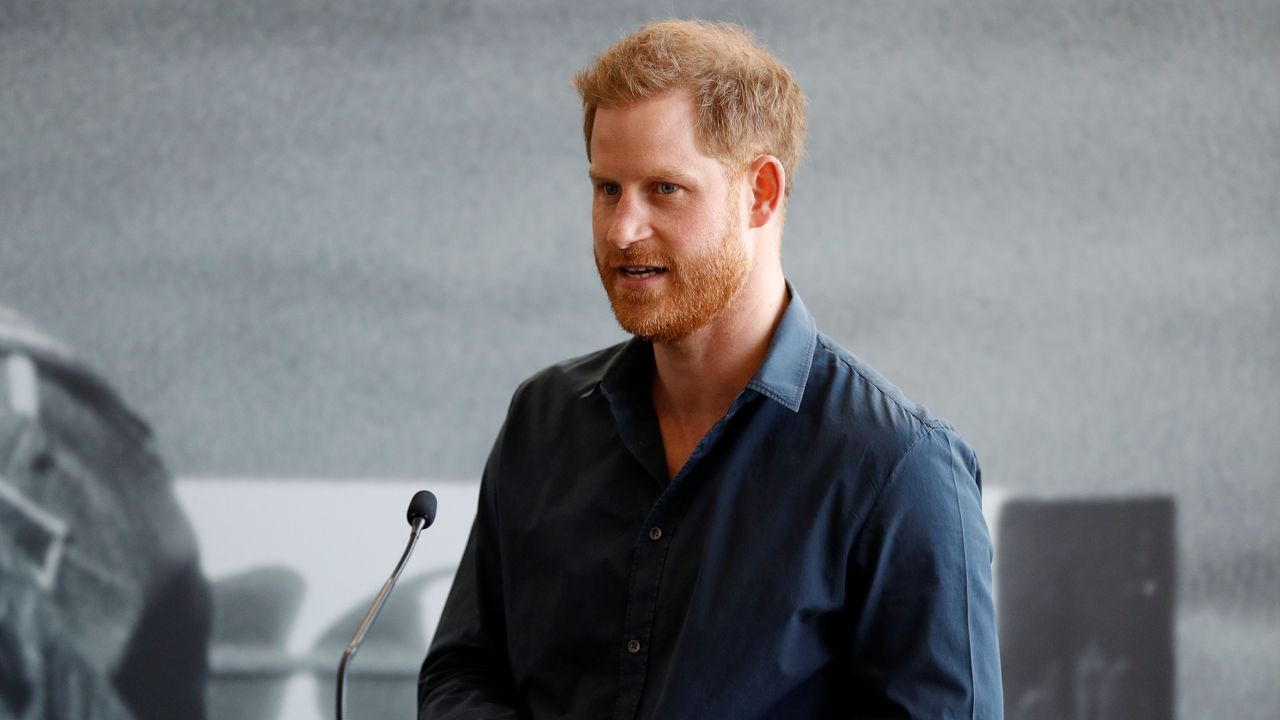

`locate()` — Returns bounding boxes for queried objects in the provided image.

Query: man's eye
[657,183,678,195]
[599,183,621,196]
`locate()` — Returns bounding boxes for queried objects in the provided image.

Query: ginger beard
[595,193,750,344]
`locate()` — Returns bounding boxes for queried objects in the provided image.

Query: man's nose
[605,191,653,249]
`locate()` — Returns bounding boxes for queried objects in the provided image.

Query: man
[420,19,1002,719]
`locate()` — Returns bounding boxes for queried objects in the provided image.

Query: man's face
[589,91,751,344]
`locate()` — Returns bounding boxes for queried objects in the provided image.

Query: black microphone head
[407,490,437,528]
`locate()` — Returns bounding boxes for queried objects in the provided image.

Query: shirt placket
[609,389,757,720]
[612,501,679,720]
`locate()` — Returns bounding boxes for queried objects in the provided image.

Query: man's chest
[495,427,866,718]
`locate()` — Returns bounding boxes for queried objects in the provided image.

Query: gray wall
[3,0,1277,716]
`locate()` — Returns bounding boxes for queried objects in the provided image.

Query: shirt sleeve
[418,432,528,719]
[846,427,1004,719]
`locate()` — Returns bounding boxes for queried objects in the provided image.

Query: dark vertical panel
[998,498,1175,720]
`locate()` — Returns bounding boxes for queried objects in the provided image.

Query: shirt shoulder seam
[814,333,943,432]
[848,425,942,556]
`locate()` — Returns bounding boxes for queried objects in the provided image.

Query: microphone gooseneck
[336,490,438,720]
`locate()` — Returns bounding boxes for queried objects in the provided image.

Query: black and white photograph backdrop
[2,1,1276,718]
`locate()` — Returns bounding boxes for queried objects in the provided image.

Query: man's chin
[609,300,681,344]
[623,324,690,345]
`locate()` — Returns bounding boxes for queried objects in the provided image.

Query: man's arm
[847,427,1004,719]
[418,454,526,720]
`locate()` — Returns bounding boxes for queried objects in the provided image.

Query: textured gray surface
[3,1,1278,716]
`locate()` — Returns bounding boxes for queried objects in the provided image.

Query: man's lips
[618,265,668,279]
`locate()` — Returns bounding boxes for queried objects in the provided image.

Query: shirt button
[627,639,641,654]
[648,527,662,541]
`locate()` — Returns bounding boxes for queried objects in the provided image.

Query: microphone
[335,490,438,720]
[407,489,437,529]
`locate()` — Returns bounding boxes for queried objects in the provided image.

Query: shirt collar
[591,282,818,413]
[745,282,817,413]
[593,336,653,401]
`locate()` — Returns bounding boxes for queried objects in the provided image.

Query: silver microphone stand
[335,491,434,720]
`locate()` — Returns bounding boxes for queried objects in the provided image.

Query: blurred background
[2,0,1276,718]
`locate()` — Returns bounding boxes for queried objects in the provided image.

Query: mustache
[599,245,674,269]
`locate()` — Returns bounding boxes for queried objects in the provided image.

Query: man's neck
[648,269,788,480]
[652,282,787,412]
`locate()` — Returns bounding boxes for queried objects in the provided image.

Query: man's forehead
[591,94,696,142]
[587,93,724,178]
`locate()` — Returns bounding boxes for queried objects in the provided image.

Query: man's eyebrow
[650,168,700,184]
[587,168,700,184]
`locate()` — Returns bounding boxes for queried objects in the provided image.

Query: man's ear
[747,155,786,229]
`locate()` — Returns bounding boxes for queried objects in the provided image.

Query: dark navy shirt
[419,289,1002,719]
